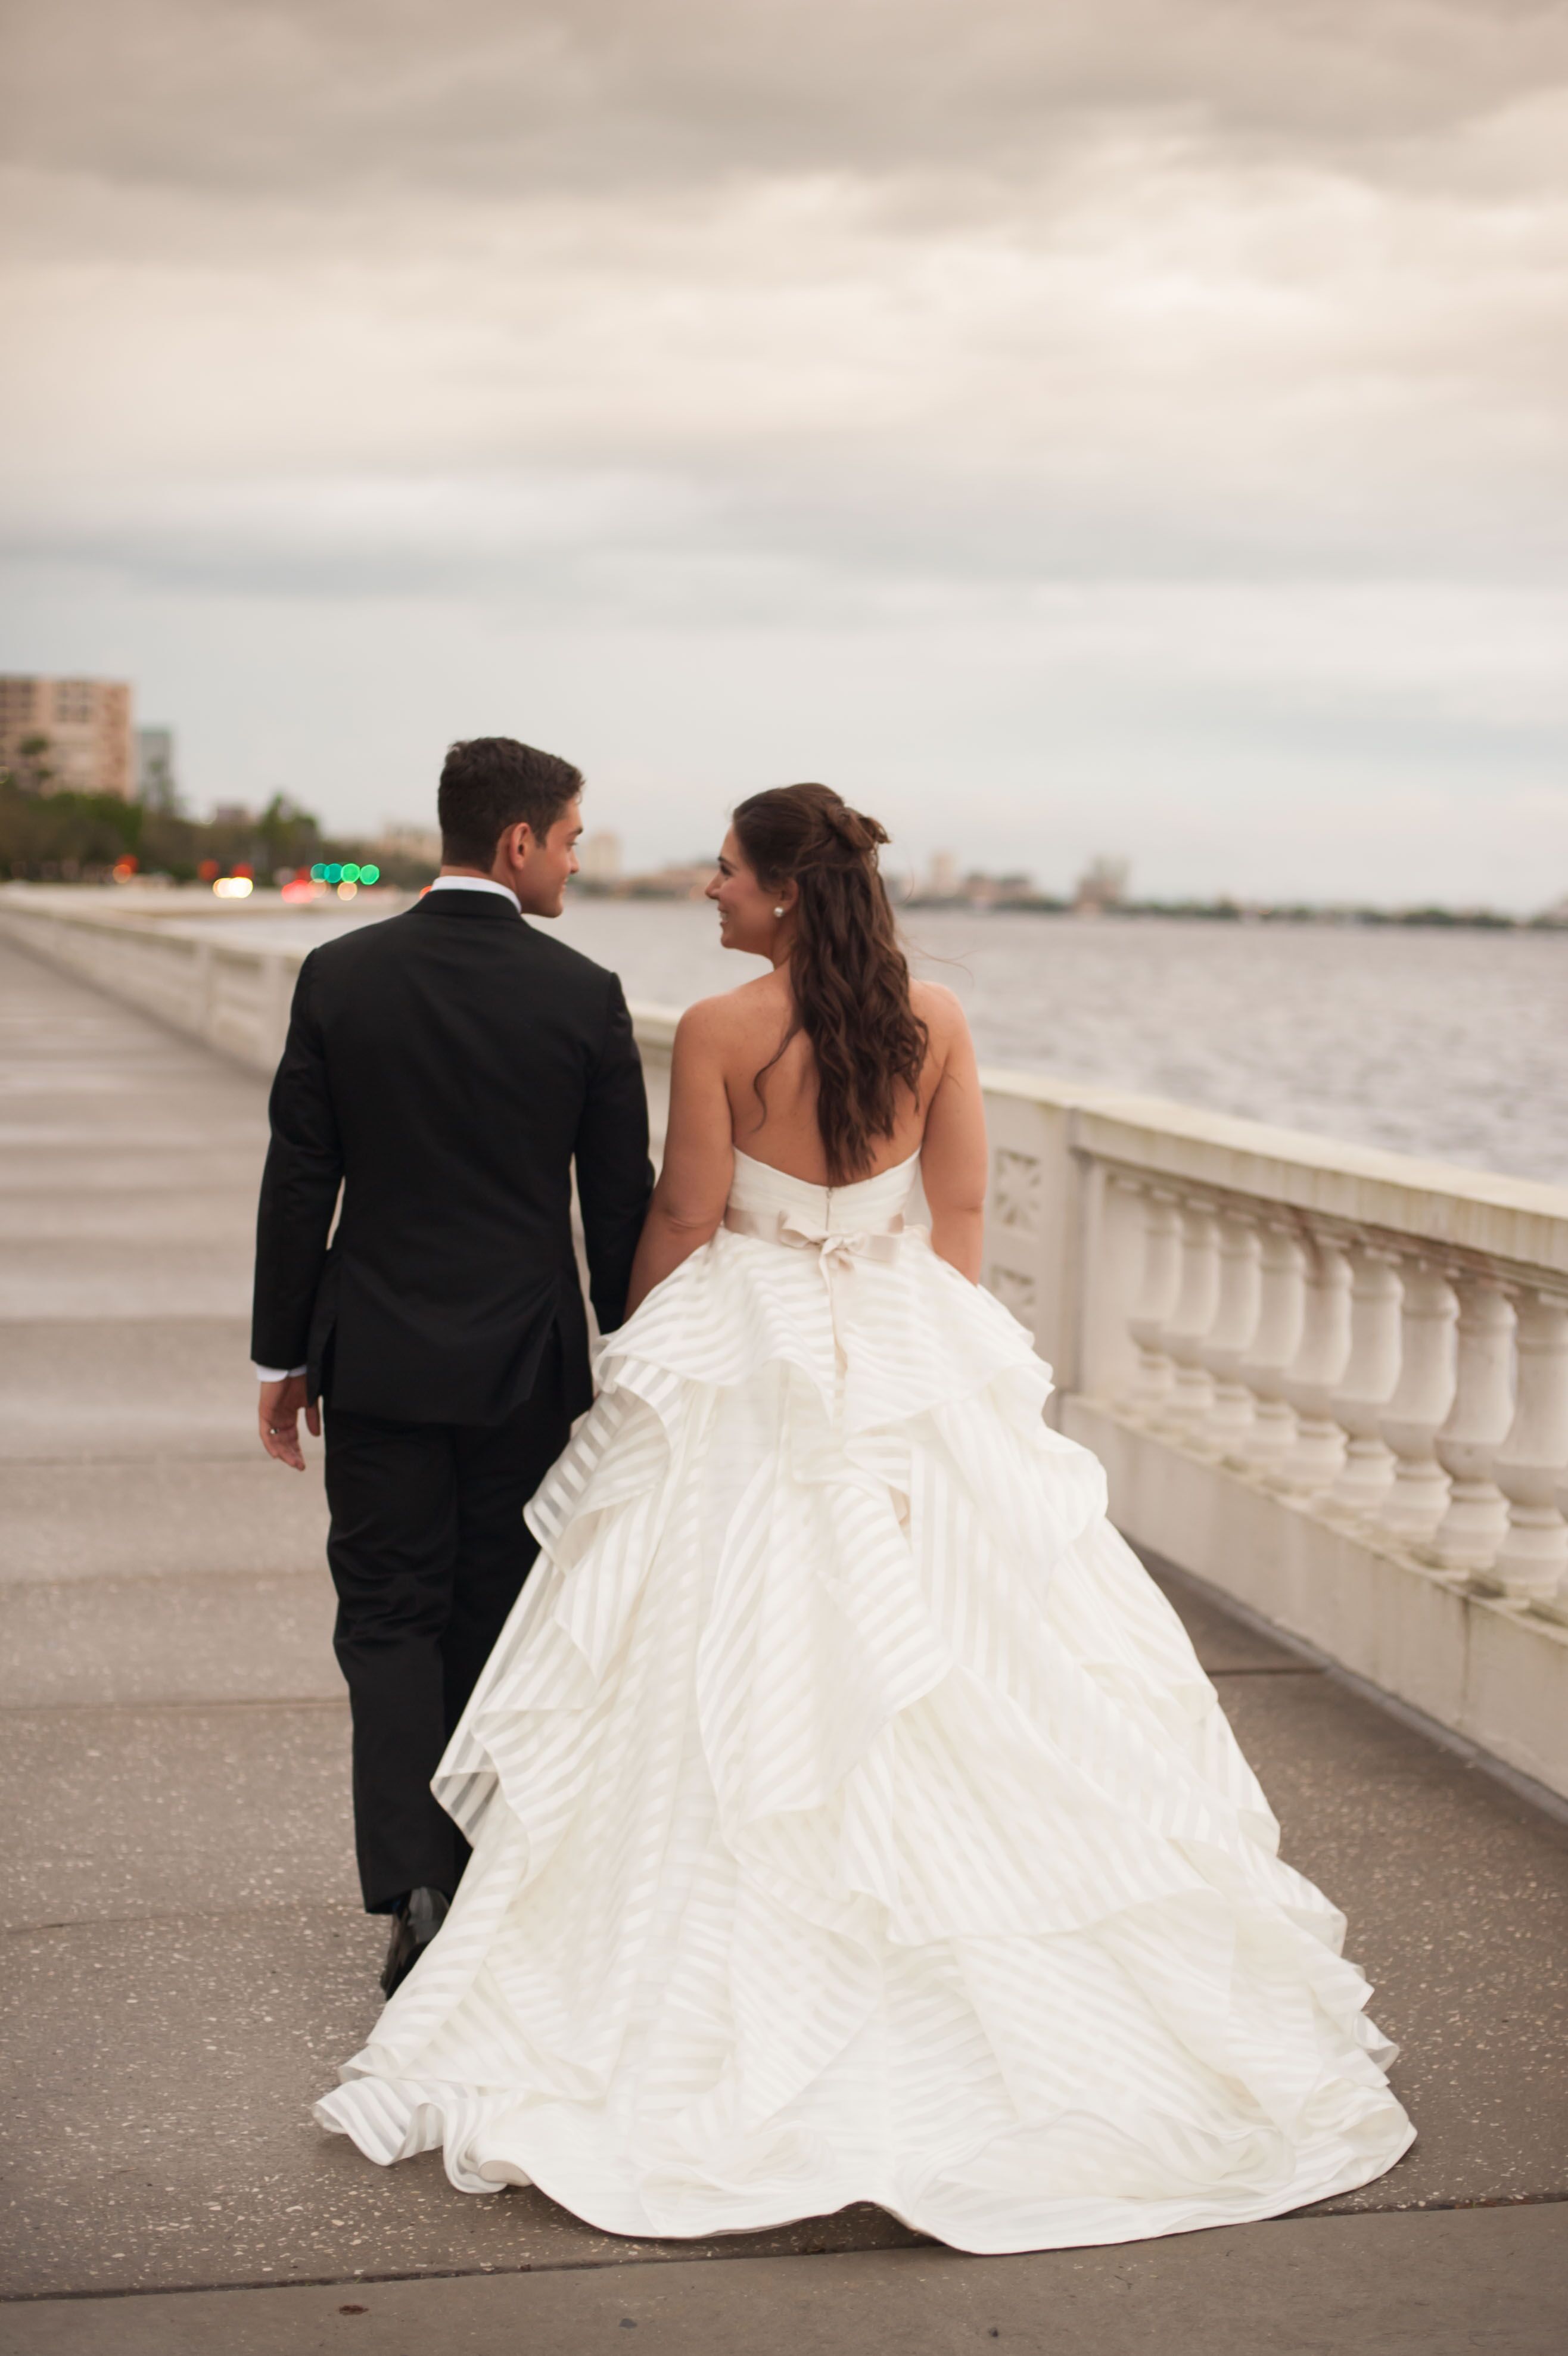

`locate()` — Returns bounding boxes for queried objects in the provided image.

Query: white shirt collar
[427,874,521,914]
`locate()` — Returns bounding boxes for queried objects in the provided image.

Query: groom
[251,737,652,1994]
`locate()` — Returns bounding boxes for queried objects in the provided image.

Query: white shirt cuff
[254,1363,307,1381]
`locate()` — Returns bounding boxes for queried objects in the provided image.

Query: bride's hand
[624,1001,735,1319]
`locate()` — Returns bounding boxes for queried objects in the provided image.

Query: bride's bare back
[716,966,965,1182]
[624,967,989,1318]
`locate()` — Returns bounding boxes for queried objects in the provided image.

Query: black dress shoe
[380,1885,450,1999]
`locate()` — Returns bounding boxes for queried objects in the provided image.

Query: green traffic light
[310,863,326,882]
[341,862,360,883]
[360,864,381,886]
[326,863,343,883]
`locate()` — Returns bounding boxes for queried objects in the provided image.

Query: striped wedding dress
[315,1147,1414,2252]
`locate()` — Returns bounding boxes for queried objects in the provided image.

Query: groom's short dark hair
[437,737,584,868]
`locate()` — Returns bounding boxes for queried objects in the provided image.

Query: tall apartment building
[580,830,623,885]
[0,676,135,798]
[135,726,178,811]
[926,848,961,899]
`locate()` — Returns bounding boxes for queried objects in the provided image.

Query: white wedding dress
[316,1148,1414,2252]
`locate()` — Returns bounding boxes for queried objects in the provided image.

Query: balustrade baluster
[1079,1172,1149,1402]
[1327,1245,1403,1514]
[1196,1208,1262,1452]
[1234,1223,1306,1469]
[1275,1228,1353,1491]
[1377,1258,1458,1539]
[1153,1199,1220,1432]
[1122,1187,1184,1413]
[1427,1274,1514,1574]
[1485,1291,1568,1607]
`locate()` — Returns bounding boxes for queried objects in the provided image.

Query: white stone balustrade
[1153,1199,1220,1433]
[1377,1258,1459,1540]
[1328,1245,1403,1514]
[1487,1291,1568,1607]
[1429,1276,1514,1573]
[1277,1230,1353,1493]
[1122,1187,1184,1412]
[1237,1223,1306,1472]
[6,883,1568,1803]
[1196,1209,1262,1454]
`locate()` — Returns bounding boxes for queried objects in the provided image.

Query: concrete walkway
[2,930,1566,2351]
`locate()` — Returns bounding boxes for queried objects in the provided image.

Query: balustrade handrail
[1064,1098,1568,1281]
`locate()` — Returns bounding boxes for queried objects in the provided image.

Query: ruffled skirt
[315,1224,1414,2251]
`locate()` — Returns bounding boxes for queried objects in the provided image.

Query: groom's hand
[259,1374,320,1471]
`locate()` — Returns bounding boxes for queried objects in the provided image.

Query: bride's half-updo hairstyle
[732,783,928,1185]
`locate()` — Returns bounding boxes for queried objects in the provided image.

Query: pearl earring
[773,905,785,918]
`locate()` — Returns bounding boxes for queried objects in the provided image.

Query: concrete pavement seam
[0,1697,347,1717]
[8,2192,1568,2308]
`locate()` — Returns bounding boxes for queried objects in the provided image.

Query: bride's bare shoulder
[911,978,970,1044]
[674,973,789,1051]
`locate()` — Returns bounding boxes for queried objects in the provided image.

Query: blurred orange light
[336,879,359,901]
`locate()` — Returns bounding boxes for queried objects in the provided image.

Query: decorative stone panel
[993,1147,1043,1233]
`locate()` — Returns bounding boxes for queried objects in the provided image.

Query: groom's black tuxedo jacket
[251,889,653,1426]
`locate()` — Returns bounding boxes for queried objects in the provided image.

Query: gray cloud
[1,0,1563,896]
[6,0,1567,201]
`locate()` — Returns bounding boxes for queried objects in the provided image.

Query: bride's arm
[623,1001,736,1319]
[919,991,988,1283]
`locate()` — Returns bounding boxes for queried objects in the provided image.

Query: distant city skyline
[2,1,1564,907]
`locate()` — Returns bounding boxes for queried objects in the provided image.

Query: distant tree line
[0,743,434,889]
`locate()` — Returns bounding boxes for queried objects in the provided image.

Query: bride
[316,783,1414,2252]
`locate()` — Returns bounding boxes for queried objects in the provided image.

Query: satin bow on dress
[726,1197,905,1291]
[722,1202,905,1265]
[723,1154,911,1343]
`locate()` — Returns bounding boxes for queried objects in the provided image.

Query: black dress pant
[323,1336,571,1912]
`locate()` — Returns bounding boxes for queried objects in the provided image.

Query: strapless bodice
[724,1147,919,1243]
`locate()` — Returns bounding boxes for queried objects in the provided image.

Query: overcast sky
[2,0,1565,902]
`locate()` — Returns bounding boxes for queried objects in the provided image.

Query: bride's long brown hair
[733,783,928,1184]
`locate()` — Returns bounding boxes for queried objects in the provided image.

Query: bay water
[200,899,1568,1185]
